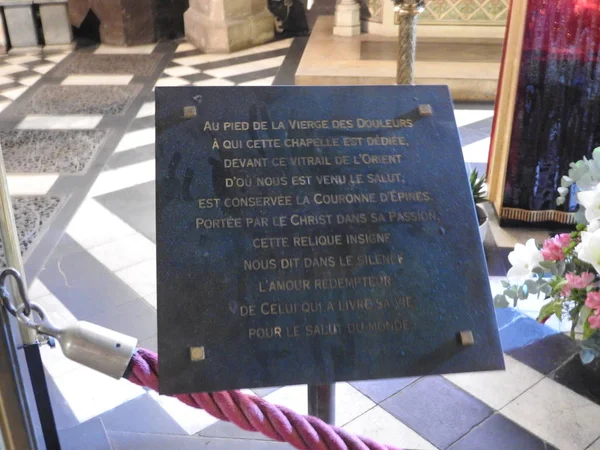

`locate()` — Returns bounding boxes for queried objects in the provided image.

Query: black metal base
[308,384,335,424]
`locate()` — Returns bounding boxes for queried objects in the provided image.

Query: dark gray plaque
[155,85,504,395]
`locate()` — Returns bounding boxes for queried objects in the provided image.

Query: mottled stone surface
[0,196,64,268]
[0,130,109,174]
[54,54,161,76]
[184,0,275,53]
[68,0,156,45]
[18,85,142,115]
[120,0,156,45]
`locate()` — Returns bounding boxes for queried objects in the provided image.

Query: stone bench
[0,0,73,54]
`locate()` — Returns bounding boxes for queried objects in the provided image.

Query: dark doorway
[72,9,101,46]
[155,0,189,40]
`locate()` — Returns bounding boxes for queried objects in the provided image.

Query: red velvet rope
[126,349,402,450]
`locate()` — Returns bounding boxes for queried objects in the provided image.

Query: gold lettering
[305,324,342,337]
[248,327,283,339]
[354,154,403,165]
[284,137,340,148]
[196,217,243,230]
[287,119,329,129]
[224,158,269,168]
[289,214,333,226]
[387,210,439,222]
[345,233,391,245]
[220,196,293,208]
[355,118,413,128]
[244,259,277,271]
[293,234,343,247]
[252,237,289,249]
[347,320,410,334]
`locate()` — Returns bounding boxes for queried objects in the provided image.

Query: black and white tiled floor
[1,21,598,450]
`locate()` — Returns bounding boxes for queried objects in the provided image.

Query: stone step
[296,16,503,101]
[97,393,187,436]
[107,431,295,450]
[59,418,113,450]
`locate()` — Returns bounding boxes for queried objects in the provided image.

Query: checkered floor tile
[155,39,292,88]
[0,51,68,109]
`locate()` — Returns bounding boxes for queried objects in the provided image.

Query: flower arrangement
[496,149,600,362]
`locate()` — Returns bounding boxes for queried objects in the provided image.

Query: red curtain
[499,0,600,227]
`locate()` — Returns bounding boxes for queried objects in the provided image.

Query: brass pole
[394,0,425,85]
[0,145,35,344]
[0,143,39,449]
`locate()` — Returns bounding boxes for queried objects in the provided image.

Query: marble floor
[0,12,598,450]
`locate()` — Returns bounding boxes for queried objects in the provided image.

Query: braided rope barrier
[127,349,402,450]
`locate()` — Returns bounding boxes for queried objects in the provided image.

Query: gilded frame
[487,0,528,217]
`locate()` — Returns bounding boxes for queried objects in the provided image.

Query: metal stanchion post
[0,148,35,345]
[394,0,425,85]
[0,143,53,449]
[308,384,335,424]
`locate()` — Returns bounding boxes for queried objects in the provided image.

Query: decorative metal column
[393,0,425,85]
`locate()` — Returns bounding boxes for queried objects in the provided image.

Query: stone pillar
[0,0,40,50]
[184,0,274,53]
[35,0,74,47]
[333,0,360,37]
[0,10,8,54]
[89,0,156,46]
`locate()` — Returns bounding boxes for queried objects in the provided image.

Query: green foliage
[524,280,538,295]
[538,300,557,322]
[494,294,509,308]
[470,169,488,204]
[576,306,597,340]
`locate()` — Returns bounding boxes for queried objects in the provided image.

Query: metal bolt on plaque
[459,330,475,346]
[419,104,433,117]
[183,106,197,118]
[190,346,206,361]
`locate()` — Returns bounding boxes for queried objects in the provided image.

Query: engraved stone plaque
[155,86,504,394]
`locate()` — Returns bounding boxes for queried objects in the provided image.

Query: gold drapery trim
[500,208,576,224]
[487,0,529,215]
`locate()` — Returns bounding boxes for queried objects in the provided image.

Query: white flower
[561,176,574,188]
[576,230,600,273]
[577,184,600,223]
[569,161,589,181]
[589,218,600,233]
[507,239,544,283]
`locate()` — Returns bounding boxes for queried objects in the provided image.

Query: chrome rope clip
[0,268,138,379]
[0,267,32,318]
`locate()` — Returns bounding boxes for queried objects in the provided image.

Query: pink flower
[541,233,572,261]
[585,291,600,310]
[562,272,596,296]
[589,312,600,329]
